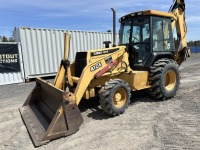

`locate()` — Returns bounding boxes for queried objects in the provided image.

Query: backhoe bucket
[19,78,83,147]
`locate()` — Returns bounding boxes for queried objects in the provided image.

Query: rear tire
[147,58,180,100]
[99,79,131,116]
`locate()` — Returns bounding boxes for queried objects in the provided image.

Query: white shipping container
[15,27,118,80]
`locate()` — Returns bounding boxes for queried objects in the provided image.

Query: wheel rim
[164,70,176,91]
[112,88,126,109]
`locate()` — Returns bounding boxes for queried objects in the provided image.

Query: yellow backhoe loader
[19,0,190,146]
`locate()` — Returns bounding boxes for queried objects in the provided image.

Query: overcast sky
[0,0,199,41]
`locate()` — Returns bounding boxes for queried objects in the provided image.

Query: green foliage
[187,40,200,47]
[9,37,15,42]
[2,36,8,42]
[0,28,16,42]
[0,35,14,42]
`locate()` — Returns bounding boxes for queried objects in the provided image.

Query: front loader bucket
[19,78,83,147]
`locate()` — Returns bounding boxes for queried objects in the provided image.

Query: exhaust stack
[111,8,116,47]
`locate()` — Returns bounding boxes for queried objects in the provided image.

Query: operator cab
[119,10,175,70]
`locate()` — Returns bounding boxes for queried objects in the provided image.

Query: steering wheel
[132,36,139,43]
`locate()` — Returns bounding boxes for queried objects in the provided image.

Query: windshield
[120,20,132,44]
[120,17,150,45]
[120,17,150,64]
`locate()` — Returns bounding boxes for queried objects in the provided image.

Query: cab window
[152,17,173,52]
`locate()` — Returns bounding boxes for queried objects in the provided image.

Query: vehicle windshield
[119,17,150,64]
[119,17,150,45]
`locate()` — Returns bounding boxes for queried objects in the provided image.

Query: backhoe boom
[169,0,190,64]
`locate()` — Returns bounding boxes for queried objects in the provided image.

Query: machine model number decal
[91,48,119,57]
[90,62,102,72]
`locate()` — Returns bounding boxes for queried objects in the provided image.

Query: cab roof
[119,10,176,22]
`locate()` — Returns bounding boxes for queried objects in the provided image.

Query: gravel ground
[0,54,200,150]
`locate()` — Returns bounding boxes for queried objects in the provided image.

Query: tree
[187,40,200,47]
[9,37,15,42]
[2,36,8,42]
[0,28,16,42]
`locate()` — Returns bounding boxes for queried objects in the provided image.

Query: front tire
[99,79,131,116]
[147,58,180,100]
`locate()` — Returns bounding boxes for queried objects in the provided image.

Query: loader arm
[51,33,127,105]
[54,32,70,89]
[169,0,190,65]
[73,46,126,105]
